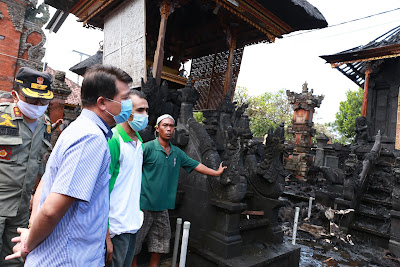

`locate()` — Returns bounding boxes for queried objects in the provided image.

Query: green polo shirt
[140,138,199,211]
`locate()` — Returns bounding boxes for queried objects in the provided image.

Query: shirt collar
[154,137,174,154]
[116,124,133,142]
[80,109,112,140]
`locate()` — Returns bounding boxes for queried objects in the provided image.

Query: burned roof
[69,50,103,76]
[320,25,400,88]
[258,0,327,31]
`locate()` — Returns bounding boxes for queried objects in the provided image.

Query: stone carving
[196,93,249,202]
[17,2,50,71]
[246,126,289,199]
[25,3,50,27]
[51,71,72,97]
[343,152,361,201]
[354,116,368,145]
[5,0,27,32]
[140,76,182,142]
[18,27,46,70]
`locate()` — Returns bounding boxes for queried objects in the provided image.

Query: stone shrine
[285,82,324,178]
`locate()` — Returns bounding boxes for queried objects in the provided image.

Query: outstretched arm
[194,162,227,176]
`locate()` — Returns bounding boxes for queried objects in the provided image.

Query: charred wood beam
[336,66,364,88]
[223,27,237,96]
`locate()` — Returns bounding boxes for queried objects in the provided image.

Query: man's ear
[11,91,18,103]
[97,96,107,111]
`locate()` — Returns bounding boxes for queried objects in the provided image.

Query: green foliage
[333,87,363,142]
[193,111,205,124]
[234,87,293,137]
[314,122,330,136]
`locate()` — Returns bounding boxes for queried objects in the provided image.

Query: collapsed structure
[320,25,400,257]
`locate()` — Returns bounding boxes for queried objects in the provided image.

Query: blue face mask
[128,113,149,132]
[105,98,133,124]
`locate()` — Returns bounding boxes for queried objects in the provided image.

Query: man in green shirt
[132,114,226,267]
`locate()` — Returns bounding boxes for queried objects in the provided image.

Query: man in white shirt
[107,90,149,267]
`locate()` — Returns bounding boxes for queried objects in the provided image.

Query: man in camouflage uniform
[0,67,53,266]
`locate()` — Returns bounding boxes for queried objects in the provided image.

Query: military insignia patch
[37,77,44,85]
[0,114,16,128]
[13,107,21,117]
[46,124,51,134]
[0,112,19,136]
[0,146,12,160]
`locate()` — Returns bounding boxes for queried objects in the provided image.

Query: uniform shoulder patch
[13,107,21,117]
[43,115,52,135]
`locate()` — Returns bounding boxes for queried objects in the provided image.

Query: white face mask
[16,94,48,120]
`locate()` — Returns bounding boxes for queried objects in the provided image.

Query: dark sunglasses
[25,97,51,105]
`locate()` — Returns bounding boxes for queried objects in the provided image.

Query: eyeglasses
[25,97,51,105]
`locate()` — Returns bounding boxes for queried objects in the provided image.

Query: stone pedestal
[206,199,246,259]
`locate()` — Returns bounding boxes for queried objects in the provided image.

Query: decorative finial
[302,82,308,93]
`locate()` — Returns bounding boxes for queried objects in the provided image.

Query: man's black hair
[129,89,146,99]
[13,83,20,93]
[81,64,132,107]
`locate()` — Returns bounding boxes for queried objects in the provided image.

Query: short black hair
[81,64,132,107]
[13,83,20,93]
[129,89,146,99]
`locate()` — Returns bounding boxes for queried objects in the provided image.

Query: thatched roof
[69,50,103,76]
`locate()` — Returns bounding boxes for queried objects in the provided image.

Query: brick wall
[0,2,23,91]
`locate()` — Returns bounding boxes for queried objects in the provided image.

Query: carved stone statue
[354,116,369,145]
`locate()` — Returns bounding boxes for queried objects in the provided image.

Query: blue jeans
[110,233,137,267]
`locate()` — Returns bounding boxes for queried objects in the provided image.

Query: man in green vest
[107,90,149,267]
[132,114,226,267]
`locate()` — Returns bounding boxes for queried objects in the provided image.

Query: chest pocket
[0,135,22,162]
